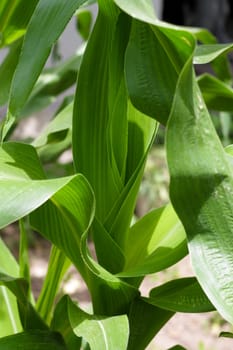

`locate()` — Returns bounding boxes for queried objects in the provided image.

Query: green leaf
[36,247,71,324]
[114,0,215,47]
[114,0,157,23]
[127,297,174,350]
[194,43,233,83]
[119,204,187,277]
[73,3,129,221]
[0,0,39,47]
[33,102,73,161]
[68,296,129,350]
[8,0,87,119]
[21,48,83,118]
[103,103,157,250]
[219,332,233,339]
[33,103,73,147]
[51,296,82,350]
[198,74,233,112]
[76,8,92,40]
[0,141,95,303]
[166,49,233,323]
[0,40,22,106]
[0,238,19,278]
[148,277,215,313]
[0,142,91,229]
[92,218,125,274]
[30,174,95,281]
[19,219,31,288]
[168,346,187,350]
[0,272,48,331]
[186,27,216,44]
[0,330,66,349]
[0,239,21,336]
[194,43,233,65]
[0,285,22,337]
[79,227,139,315]
[124,14,194,124]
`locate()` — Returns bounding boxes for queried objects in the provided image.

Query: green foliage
[0,0,233,349]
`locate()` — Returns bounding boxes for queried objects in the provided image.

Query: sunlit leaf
[119,204,187,277]
[4,0,87,138]
[68,296,129,350]
[194,43,233,65]
[167,50,233,324]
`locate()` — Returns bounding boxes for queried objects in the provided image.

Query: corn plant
[1,0,233,349]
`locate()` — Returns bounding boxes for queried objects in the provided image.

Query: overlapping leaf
[0,40,22,106]
[119,204,187,277]
[198,74,233,111]
[127,297,173,350]
[0,272,47,331]
[115,0,233,327]
[166,53,233,324]
[73,1,127,221]
[194,43,233,65]
[51,296,82,350]
[68,296,129,350]
[0,0,39,47]
[148,277,214,313]
[0,330,66,349]
[2,0,87,140]
[0,237,21,336]
[33,102,73,161]
[117,0,194,125]
[0,142,93,229]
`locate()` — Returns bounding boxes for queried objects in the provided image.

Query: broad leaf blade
[0,330,66,349]
[0,238,21,336]
[127,297,174,350]
[0,142,91,230]
[194,43,233,65]
[123,6,194,125]
[166,53,233,324]
[148,277,215,313]
[104,103,157,250]
[0,272,47,331]
[0,40,22,106]
[30,174,95,281]
[119,204,187,277]
[8,0,86,119]
[21,49,82,118]
[198,74,233,112]
[0,286,22,337]
[0,0,39,47]
[33,102,73,161]
[51,296,82,350]
[73,2,127,221]
[80,228,139,315]
[68,296,129,350]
